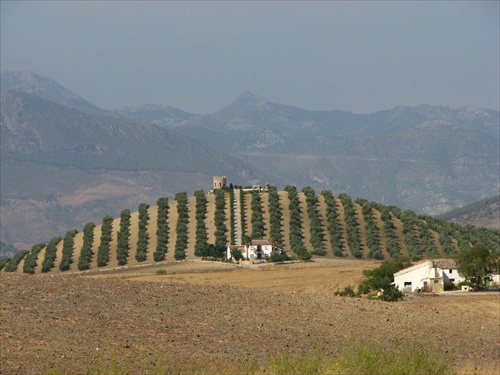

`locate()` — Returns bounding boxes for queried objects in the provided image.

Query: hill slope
[2,188,498,274]
[438,195,500,229]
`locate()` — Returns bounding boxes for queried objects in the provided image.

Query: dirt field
[1,259,499,374]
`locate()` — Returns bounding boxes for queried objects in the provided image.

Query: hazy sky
[1,1,499,114]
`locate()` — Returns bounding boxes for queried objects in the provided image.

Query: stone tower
[213,176,227,189]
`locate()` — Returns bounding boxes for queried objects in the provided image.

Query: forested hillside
[2,187,498,274]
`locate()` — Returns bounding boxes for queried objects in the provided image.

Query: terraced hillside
[1,187,499,274]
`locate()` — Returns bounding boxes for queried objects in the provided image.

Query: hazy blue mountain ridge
[120,92,499,215]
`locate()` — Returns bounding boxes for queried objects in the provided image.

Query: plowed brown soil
[1,259,499,375]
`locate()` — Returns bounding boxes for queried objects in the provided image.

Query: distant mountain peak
[0,70,104,114]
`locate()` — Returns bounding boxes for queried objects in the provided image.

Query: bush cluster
[194,190,208,256]
[251,190,265,239]
[285,185,304,251]
[294,246,312,261]
[213,189,228,247]
[116,209,131,265]
[78,222,95,270]
[23,242,45,274]
[153,197,169,261]
[321,190,344,257]
[59,229,78,271]
[358,259,406,301]
[302,187,326,255]
[339,193,362,258]
[174,192,189,260]
[198,243,226,260]
[270,250,290,263]
[97,215,113,267]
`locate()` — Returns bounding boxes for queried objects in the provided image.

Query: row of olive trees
[194,190,208,256]
[59,229,78,271]
[285,185,304,251]
[240,188,247,237]
[417,220,439,258]
[78,222,95,270]
[399,211,423,261]
[97,215,113,267]
[174,192,188,260]
[229,189,236,245]
[339,193,362,258]
[380,207,401,259]
[302,186,326,255]
[23,242,45,274]
[214,189,228,247]
[42,236,63,272]
[251,190,265,239]
[358,200,383,260]
[116,209,131,265]
[268,187,283,247]
[135,203,150,262]
[153,197,169,261]
[321,190,344,257]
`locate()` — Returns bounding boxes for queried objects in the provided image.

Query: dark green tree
[456,244,497,289]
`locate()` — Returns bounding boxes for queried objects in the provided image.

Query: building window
[404,282,412,286]
[434,280,439,284]
[449,269,453,273]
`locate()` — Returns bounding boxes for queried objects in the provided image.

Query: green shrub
[334,285,357,297]
[294,246,312,261]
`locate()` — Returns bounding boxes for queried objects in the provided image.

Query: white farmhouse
[393,260,465,293]
[226,239,281,260]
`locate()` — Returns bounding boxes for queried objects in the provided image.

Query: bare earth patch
[1,259,499,374]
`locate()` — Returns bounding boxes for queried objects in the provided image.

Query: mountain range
[1,70,499,248]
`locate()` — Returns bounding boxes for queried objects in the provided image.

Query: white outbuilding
[393,260,465,293]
